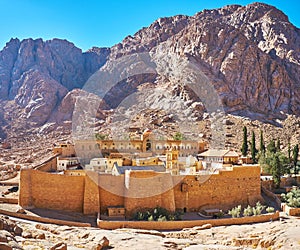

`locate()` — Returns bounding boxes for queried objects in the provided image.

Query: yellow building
[75,130,207,164]
[166,148,179,175]
[53,144,76,157]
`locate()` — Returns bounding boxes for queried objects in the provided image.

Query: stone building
[74,130,207,164]
[198,149,239,169]
[57,157,80,171]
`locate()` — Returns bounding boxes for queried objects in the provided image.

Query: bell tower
[166,147,179,175]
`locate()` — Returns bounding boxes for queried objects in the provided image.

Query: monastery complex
[18,129,264,219]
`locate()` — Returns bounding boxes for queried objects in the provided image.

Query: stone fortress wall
[19,165,262,216]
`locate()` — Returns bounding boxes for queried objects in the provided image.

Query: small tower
[141,129,152,152]
[166,147,179,175]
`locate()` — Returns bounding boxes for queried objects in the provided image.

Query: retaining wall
[97,211,280,230]
[0,208,91,227]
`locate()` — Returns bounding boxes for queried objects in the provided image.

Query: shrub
[252,201,266,216]
[266,207,275,213]
[281,187,300,208]
[243,205,253,217]
[132,206,182,221]
[228,205,242,218]
[215,210,225,218]
[148,215,154,221]
[157,215,167,221]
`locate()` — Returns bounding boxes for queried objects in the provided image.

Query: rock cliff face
[0,2,299,143]
[0,38,110,130]
[107,3,300,120]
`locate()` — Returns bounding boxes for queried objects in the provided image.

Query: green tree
[241,126,248,157]
[293,144,299,176]
[267,139,276,154]
[270,154,282,188]
[276,138,281,152]
[288,142,291,163]
[260,130,265,155]
[287,141,291,174]
[95,133,108,140]
[261,147,289,188]
[173,132,185,141]
[251,131,258,163]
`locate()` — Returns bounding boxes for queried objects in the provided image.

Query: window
[146,139,151,151]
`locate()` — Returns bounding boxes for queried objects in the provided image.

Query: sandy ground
[0,212,298,249]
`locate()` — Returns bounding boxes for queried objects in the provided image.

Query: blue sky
[1,0,299,51]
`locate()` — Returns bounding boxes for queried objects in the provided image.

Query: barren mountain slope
[0,3,300,165]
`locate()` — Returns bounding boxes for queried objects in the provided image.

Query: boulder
[0,243,12,250]
[92,236,109,250]
[193,224,212,230]
[33,232,46,240]
[13,225,23,236]
[50,242,67,250]
[21,231,32,239]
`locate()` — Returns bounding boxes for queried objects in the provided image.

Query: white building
[197,149,239,169]
[85,158,108,172]
[57,157,80,171]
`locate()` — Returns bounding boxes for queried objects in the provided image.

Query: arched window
[146,139,151,151]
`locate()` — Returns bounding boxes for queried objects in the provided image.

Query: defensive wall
[19,169,99,214]
[33,153,59,172]
[261,176,300,191]
[19,165,262,217]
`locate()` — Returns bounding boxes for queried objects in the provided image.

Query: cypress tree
[260,130,265,154]
[288,141,291,174]
[272,154,281,189]
[267,139,276,154]
[251,131,257,163]
[241,126,248,157]
[288,142,291,163]
[276,138,281,152]
[293,144,299,176]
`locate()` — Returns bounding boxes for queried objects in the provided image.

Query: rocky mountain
[0,2,300,156]
[106,3,300,120]
[0,38,110,129]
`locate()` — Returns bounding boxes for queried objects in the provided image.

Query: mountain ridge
[0,2,299,146]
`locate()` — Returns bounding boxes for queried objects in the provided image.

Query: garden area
[130,202,277,222]
[281,187,300,216]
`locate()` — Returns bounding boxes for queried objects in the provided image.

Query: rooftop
[114,165,166,175]
[198,149,239,157]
